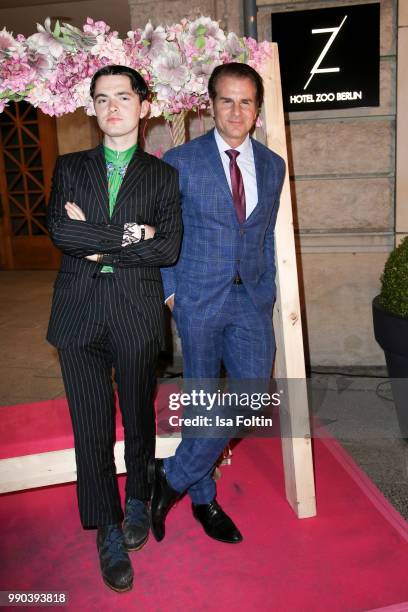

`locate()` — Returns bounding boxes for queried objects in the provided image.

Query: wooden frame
[1,46,316,518]
[261,47,316,518]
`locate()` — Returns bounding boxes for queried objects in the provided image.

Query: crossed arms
[47,156,182,268]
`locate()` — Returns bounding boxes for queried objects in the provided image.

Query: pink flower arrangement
[0,16,272,119]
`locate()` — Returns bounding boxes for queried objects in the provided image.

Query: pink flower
[0,16,273,120]
[83,18,110,36]
[1,56,37,94]
[149,146,164,158]
[244,38,272,73]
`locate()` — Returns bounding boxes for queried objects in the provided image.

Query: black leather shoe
[96,524,133,592]
[123,498,149,551]
[149,458,181,542]
[192,500,243,543]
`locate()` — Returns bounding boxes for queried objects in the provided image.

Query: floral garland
[0,16,272,119]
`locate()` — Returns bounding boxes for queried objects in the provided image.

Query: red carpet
[2,434,408,611]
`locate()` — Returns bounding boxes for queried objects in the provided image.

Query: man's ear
[140,99,150,119]
[209,98,215,118]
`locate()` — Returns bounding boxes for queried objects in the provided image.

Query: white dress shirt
[214,128,258,219]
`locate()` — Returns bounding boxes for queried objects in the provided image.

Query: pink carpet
[2,432,408,611]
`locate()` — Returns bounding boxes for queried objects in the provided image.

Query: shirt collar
[214,128,251,158]
[103,144,137,165]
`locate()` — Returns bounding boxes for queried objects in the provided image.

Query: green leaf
[196,36,205,49]
[53,20,61,38]
[195,25,206,37]
[380,237,408,317]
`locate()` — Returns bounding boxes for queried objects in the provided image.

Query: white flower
[140,22,167,58]
[73,77,92,107]
[27,18,65,59]
[225,32,245,58]
[0,28,19,57]
[153,82,174,101]
[188,16,225,43]
[28,51,55,76]
[149,99,165,118]
[192,59,220,80]
[25,81,53,107]
[152,46,189,90]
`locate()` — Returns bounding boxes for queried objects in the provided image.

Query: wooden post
[261,46,317,518]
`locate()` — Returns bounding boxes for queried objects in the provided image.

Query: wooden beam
[0,437,181,494]
[261,46,316,518]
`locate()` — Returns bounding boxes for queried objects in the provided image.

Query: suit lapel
[112,147,151,218]
[84,145,110,222]
[250,138,268,219]
[200,130,235,205]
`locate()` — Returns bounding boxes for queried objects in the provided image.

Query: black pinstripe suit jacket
[46,144,182,349]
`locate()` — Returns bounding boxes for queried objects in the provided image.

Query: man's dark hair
[208,62,264,108]
[90,65,149,101]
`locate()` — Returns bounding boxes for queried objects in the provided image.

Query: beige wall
[396,0,408,243]
[256,0,397,365]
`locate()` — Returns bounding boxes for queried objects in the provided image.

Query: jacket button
[239,229,245,236]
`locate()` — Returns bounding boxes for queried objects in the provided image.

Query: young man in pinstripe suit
[47,65,182,592]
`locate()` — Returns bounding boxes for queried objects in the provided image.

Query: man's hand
[65,202,86,221]
[144,225,156,239]
[65,202,98,260]
[165,295,175,311]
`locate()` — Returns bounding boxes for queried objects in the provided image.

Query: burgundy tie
[225,149,246,224]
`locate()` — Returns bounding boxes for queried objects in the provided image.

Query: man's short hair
[208,62,264,109]
[90,65,149,101]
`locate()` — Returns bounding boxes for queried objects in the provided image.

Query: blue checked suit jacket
[161,129,285,318]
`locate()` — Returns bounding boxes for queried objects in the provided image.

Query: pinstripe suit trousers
[58,274,160,527]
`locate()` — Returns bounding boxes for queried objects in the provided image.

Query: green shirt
[101,144,137,273]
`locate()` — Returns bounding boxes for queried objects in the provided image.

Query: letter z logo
[304,15,347,90]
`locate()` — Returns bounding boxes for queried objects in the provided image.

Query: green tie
[101,144,137,273]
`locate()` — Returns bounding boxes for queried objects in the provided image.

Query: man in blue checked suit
[150,63,285,543]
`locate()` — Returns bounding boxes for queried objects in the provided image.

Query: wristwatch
[123,223,146,246]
